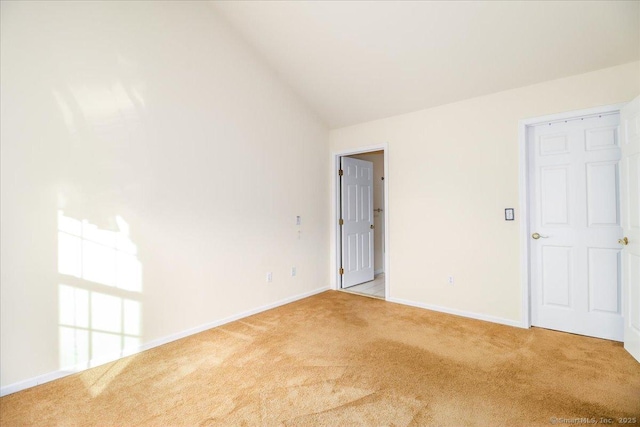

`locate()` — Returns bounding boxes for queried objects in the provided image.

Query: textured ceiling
[212,1,640,128]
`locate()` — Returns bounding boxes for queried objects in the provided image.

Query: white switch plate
[266,272,273,283]
[291,267,296,277]
[296,215,301,225]
[505,208,514,221]
[448,276,454,285]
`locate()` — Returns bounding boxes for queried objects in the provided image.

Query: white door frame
[518,103,626,329]
[332,143,390,300]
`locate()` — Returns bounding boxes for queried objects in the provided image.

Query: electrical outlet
[291,267,296,277]
[266,272,273,283]
[448,276,454,285]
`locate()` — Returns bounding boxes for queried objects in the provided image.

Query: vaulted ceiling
[212,1,640,129]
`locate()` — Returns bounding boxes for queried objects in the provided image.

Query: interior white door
[620,96,640,362]
[340,156,374,288]
[529,112,623,341]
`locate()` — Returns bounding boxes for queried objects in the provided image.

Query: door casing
[518,103,627,329]
[332,144,389,299]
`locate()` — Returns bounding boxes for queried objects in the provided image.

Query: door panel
[629,254,640,331]
[542,246,572,307]
[530,112,623,341]
[361,233,372,269]
[347,234,358,271]
[340,157,374,288]
[621,96,640,362]
[540,134,569,155]
[587,248,620,314]
[541,166,570,225]
[585,126,618,151]
[628,154,640,229]
[347,184,357,221]
[586,162,619,226]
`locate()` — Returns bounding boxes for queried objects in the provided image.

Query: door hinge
[338,169,344,176]
[339,218,344,225]
[339,268,344,275]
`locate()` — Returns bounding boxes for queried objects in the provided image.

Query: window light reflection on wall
[57,210,142,370]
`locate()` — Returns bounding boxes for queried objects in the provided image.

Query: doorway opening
[333,145,389,300]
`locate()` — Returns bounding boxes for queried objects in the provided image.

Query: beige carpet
[1,290,639,426]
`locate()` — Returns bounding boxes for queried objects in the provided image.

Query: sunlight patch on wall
[57,211,143,384]
[51,90,77,134]
[52,81,144,132]
[57,211,142,292]
[58,285,142,370]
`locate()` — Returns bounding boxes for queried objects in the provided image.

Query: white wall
[330,61,640,324]
[0,1,328,388]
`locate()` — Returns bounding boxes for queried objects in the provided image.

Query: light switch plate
[505,208,514,221]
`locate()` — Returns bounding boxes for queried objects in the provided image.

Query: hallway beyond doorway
[342,273,385,299]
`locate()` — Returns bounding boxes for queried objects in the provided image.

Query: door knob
[531,232,549,240]
[370,224,374,229]
[618,237,629,245]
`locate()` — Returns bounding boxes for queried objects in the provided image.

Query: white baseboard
[387,297,524,329]
[374,269,384,275]
[0,286,330,397]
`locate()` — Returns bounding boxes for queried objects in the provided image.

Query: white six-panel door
[340,157,374,288]
[529,113,624,341]
[620,96,640,362]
